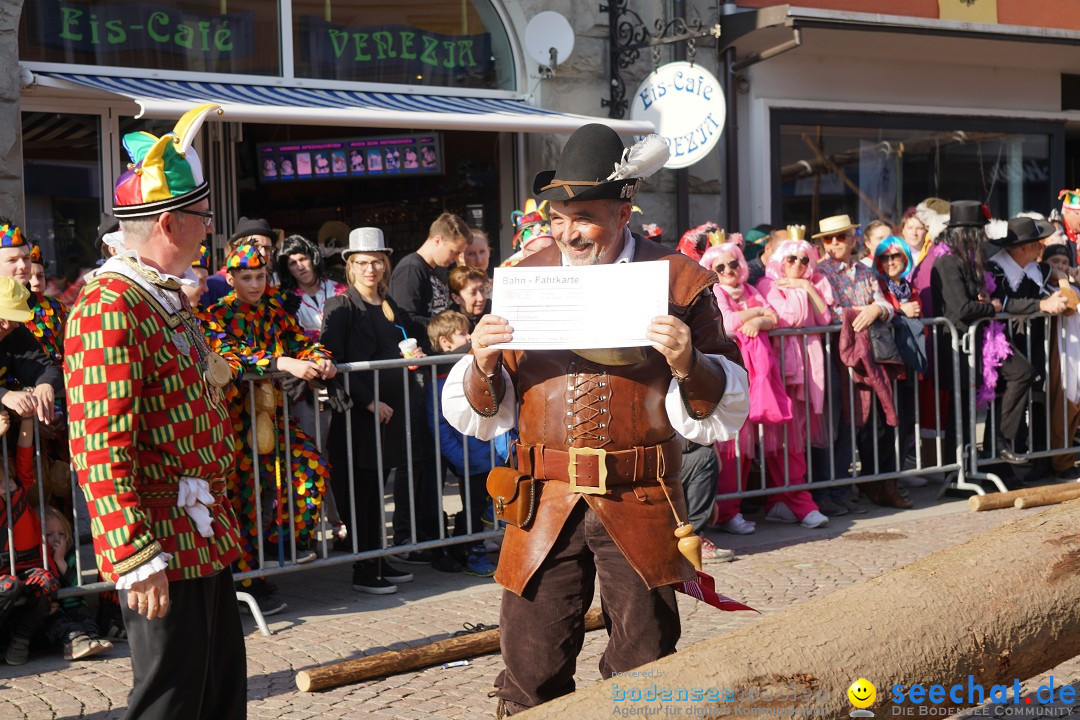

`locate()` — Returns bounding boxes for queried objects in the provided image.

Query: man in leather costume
[441,124,750,715]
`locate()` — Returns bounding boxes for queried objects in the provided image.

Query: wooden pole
[296,607,606,692]
[520,500,1080,718]
[1014,486,1080,509]
[969,483,1073,511]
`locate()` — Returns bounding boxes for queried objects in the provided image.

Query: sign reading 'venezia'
[629,62,727,170]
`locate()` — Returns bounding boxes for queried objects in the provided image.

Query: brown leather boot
[877,478,913,508]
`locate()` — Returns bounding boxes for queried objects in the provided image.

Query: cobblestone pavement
[2,484,1078,720]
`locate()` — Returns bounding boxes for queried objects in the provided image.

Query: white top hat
[344,227,393,258]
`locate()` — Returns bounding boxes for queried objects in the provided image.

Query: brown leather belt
[514,439,682,495]
[139,482,226,509]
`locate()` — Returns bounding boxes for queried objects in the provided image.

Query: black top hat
[993,216,1055,249]
[946,200,987,228]
[533,124,641,203]
[229,216,275,245]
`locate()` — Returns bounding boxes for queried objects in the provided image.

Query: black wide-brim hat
[533,123,640,203]
[991,216,1055,249]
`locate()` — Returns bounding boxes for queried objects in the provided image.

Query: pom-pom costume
[204,243,332,573]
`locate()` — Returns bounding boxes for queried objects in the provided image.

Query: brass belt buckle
[568,447,607,495]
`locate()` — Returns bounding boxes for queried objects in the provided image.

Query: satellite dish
[524,11,575,75]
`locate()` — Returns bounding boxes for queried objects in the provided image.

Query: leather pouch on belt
[486,466,539,529]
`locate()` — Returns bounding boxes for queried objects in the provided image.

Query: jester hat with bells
[510,198,551,252]
[112,104,223,218]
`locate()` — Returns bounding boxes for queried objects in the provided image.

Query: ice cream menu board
[257,133,442,182]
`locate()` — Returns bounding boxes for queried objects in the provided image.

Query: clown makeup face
[227,267,267,304]
[712,250,740,288]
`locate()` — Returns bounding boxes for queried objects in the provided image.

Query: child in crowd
[43,506,113,660]
[448,265,490,331]
[704,243,829,531]
[859,220,892,267]
[425,310,511,576]
[0,409,60,666]
[205,242,337,614]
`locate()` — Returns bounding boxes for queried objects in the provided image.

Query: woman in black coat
[320,229,416,594]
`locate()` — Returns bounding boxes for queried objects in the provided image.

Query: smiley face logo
[848,678,876,709]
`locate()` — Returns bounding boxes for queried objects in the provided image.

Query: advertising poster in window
[256,133,442,183]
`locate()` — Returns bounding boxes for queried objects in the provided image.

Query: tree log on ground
[521,501,1080,719]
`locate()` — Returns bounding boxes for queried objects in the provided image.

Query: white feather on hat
[916,200,950,242]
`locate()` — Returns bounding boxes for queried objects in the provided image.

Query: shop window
[19,0,281,76]
[774,112,1062,230]
[22,112,103,304]
[291,0,514,91]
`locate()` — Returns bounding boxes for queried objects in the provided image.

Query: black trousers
[495,501,680,714]
[997,352,1039,445]
[120,570,246,720]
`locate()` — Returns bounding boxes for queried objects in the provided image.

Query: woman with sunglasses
[703,243,829,532]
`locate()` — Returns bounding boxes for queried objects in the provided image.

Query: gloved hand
[281,374,308,403]
[315,377,353,413]
[177,476,215,538]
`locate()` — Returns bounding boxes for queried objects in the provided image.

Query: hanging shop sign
[629,62,726,170]
[257,133,443,183]
[299,18,493,85]
[25,1,255,57]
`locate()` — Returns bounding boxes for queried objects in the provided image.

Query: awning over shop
[30,72,655,136]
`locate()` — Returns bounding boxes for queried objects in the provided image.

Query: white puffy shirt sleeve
[441,355,517,441]
[664,354,749,445]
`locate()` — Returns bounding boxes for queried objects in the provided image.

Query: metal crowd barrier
[962,312,1080,492]
[10,312,1078,621]
[713,317,972,502]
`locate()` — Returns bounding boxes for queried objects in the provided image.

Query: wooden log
[520,500,1080,719]
[296,607,606,692]
[1014,486,1080,509]
[968,483,1065,511]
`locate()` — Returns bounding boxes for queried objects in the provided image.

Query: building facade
[4,0,1080,280]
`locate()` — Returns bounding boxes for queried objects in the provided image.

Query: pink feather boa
[979,321,1012,407]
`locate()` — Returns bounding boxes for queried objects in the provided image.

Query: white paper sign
[491,262,669,350]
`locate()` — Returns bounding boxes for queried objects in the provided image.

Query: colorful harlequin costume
[0,228,67,365]
[204,243,332,574]
[64,103,247,720]
[501,199,553,267]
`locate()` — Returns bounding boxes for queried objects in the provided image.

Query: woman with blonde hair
[321,228,419,595]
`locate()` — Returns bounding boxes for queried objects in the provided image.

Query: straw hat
[811,214,860,239]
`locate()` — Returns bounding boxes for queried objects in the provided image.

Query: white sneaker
[800,509,829,529]
[764,502,798,523]
[719,513,757,535]
[898,475,928,488]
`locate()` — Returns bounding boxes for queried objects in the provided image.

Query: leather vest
[487,236,743,594]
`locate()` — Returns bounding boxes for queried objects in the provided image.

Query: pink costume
[703,244,819,523]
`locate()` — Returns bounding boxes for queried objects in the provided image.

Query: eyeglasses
[712,261,740,273]
[882,252,905,262]
[175,208,214,228]
[784,255,810,266]
[821,234,851,244]
[350,259,385,271]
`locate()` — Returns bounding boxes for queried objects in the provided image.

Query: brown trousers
[495,500,680,714]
